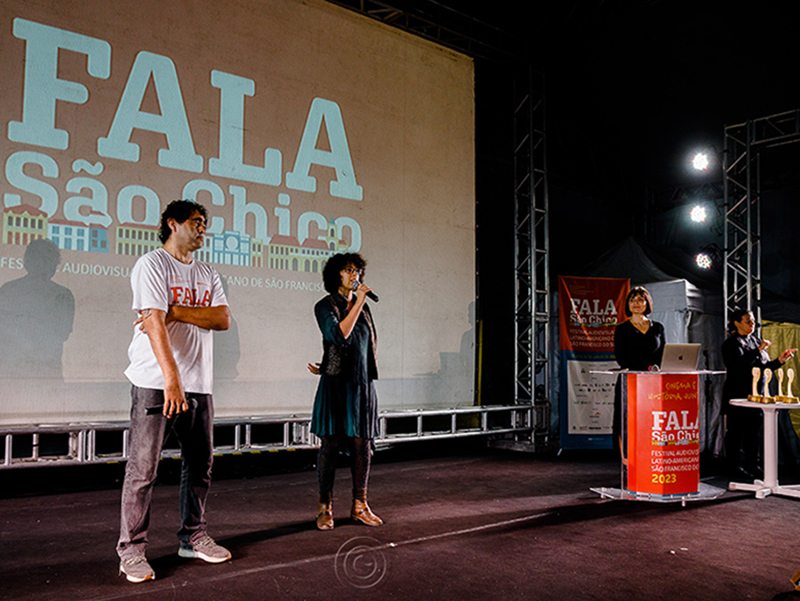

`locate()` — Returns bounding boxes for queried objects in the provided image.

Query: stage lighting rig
[695,252,712,269]
[691,152,710,172]
[694,243,721,270]
[686,146,719,176]
[689,204,708,223]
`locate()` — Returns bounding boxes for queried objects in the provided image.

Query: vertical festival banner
[558,276,629,449]
[625,373,700,495]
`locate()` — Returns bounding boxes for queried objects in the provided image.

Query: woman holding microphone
[309,253,383,530]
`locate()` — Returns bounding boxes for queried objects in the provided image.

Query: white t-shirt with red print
[124,248,228,394]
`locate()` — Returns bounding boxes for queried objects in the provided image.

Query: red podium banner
[626,373,701,495]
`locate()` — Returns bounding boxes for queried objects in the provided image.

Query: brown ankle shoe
[316,502,334,530]
[351,498,383,527]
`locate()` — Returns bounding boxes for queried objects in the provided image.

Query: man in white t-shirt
[117,200,232,584]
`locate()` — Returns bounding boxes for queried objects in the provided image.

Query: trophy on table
[762,368,775,403]
[775,368,788,402]
[785,367,799,403]
[747,367,763,403]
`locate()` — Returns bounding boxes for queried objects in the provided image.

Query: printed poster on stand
[558,275,629,450]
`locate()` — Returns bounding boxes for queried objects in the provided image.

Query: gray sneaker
[119,555,155,583]
[178,534,231,564]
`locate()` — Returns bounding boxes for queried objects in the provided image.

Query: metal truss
[513,65,550,449]
[0,405,532,469]
[723,109,800,322]
[324,1,515,61]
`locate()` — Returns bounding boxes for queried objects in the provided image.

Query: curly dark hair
[159,200,208,244]
[322,253,367,294]
[624,286,653,317]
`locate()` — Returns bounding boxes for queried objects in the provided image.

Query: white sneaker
[178,534,232,564]
[119,555,155,583]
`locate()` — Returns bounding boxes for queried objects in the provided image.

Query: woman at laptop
[722,309,796,479]
[612,286,666,455]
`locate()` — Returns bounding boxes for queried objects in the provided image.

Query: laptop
[659,343,701,372]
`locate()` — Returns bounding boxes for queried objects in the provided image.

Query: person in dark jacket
[722,308,796,478]
[613,286,666,456]
[309,253,382,530]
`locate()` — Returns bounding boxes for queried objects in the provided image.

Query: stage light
[689,205,707,223]
[694,243,722,270]
[695,252,712,269]
[691,151,710,172]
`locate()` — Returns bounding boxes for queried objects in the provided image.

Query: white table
[728,399,800,499]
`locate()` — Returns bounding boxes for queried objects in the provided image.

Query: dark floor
[2,443,800,601]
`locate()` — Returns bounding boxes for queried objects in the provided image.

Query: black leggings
[317,436,372,503]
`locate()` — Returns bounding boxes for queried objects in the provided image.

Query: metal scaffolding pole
[512,65,550,450]
[723,121,760,323]
[723,109,800,324]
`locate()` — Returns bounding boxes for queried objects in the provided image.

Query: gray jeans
[117,386,214,560]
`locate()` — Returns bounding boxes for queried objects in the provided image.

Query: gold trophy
[747,367,762,402]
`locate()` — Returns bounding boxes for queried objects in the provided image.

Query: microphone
[352,279,380,302]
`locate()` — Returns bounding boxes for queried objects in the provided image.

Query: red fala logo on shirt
[171,287,211,307]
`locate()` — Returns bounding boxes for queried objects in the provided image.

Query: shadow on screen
[214,276,241,381]
[422,300,476,406]
[0,239,75,380]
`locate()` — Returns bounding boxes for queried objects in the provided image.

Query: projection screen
[0,0,475,425]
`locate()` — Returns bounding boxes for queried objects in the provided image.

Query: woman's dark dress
[310,293,378,439]
[614,319,666,372]
[612,319,666,444]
